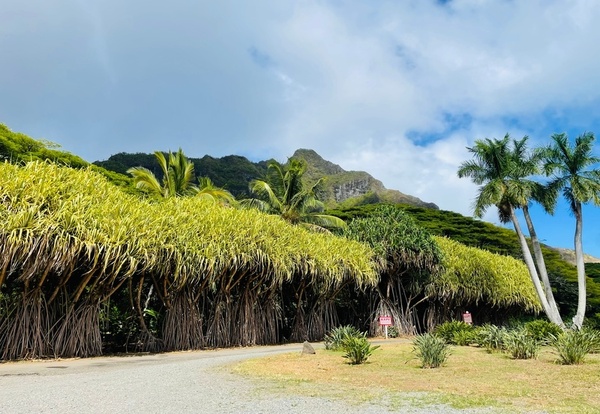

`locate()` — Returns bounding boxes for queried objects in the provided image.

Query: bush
[434,320,474,344]
[453,329,477,346]
[552,329,599,364]
[413,333,451,368]
[476,324,507,353]
[324,325,362,351]
[387,326,400,338]
[342,336,380,365]
[504,328,540,359]
[524,319,563,344]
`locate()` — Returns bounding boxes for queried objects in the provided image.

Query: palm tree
[127,149,196,198]
[243,158,346,231]
[458,135,564,326]
[543,132,600,329]
[196,177,236,206]
[127,149,235,205]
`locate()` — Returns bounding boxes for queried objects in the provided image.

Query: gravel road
[0,343,489,414]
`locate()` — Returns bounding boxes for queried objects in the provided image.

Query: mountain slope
[94,149,438,209]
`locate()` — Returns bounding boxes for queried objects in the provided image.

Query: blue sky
[3,0,600,257]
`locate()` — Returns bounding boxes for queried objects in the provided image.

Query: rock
[301,341,316,355]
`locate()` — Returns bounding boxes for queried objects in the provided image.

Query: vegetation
[476,324,507,352]
[503,328,540,359]
[458,133,600,329]
[127,149,236,204]
[341,335,380,365]
[324,325,379,364]
[324,325,363,351]
[243,158,346,231]
[413,333,451,368]
[552,329,600,365]
[433,320,475,345]
[235,343,600,412]
[329,203,597,326]
[0,123,132,190]
[343,205,443,334]
[0,161,378,359]
[543,133,600,328]
[431,236,540,324]
[457,135,565,327]
[524,319,563,343]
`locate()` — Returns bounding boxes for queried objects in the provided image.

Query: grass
[232,342,600,413]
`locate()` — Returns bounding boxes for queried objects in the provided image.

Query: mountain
[94,149,438,209]
[552,247,600,265]
[291,149,438,209]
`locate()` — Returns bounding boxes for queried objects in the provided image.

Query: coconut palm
[243,158,346,231]
[457,135,564,326]
[195,177,236,206]
[543,132,600,329]
[127,148,196,198]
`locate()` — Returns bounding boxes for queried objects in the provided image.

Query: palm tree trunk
[522,206,565,328]
[572,202,587,329]
[509,207,561,324]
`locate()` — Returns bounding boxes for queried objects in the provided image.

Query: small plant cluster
[324,325,380,365]
[413,333,450,368]
[432,319,600,365]
[552,329,600,365]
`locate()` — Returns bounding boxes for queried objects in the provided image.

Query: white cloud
[3,0,600,236]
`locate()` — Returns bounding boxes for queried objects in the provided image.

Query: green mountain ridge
[94,148,438,209]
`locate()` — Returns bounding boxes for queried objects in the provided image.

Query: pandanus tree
[543,133,600,329]
[243,158,346,232]
[457,135,564,327]
[0,161,378,360]
[344,205,443,334]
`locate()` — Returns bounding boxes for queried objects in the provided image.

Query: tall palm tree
[543,132,600,329]
[127,149,196,198]
[243,158,346,231]
[458,135,564,326]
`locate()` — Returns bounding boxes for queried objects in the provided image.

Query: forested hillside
[94,149,437,208]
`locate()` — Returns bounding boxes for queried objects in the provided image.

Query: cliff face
[292,149,438,209]
[333,177,383,201]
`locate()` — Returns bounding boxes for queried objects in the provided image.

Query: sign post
[462,311,473,325]
[379,315,393,339]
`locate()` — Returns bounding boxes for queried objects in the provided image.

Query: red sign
[462,312,473,325]
[379,315,393,326]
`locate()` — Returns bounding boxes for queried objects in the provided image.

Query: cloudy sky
[3,0,600,256]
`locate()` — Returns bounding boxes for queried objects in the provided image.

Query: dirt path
[0,342,481,413]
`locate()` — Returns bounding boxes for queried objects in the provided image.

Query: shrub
[387,326,400,338]
[342,336,380,365]
[413,333,451,368]
[453,329,477,346]
[552,329,600,364]
[504,328,540,359]
[324,325,362,351]
[434,320,474,344]
[476,324,507,353]
[524,319,563,344]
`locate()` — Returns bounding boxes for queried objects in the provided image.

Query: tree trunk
[509,207,562,324]
[572,202,587,329]
[522,206,565,328]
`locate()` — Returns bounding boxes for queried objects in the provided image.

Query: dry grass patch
[233,342,600,413]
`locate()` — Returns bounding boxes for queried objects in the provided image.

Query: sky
[3,0,600,257]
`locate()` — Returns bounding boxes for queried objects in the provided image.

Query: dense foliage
[0,161,378,360]
[330,203,600,326]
